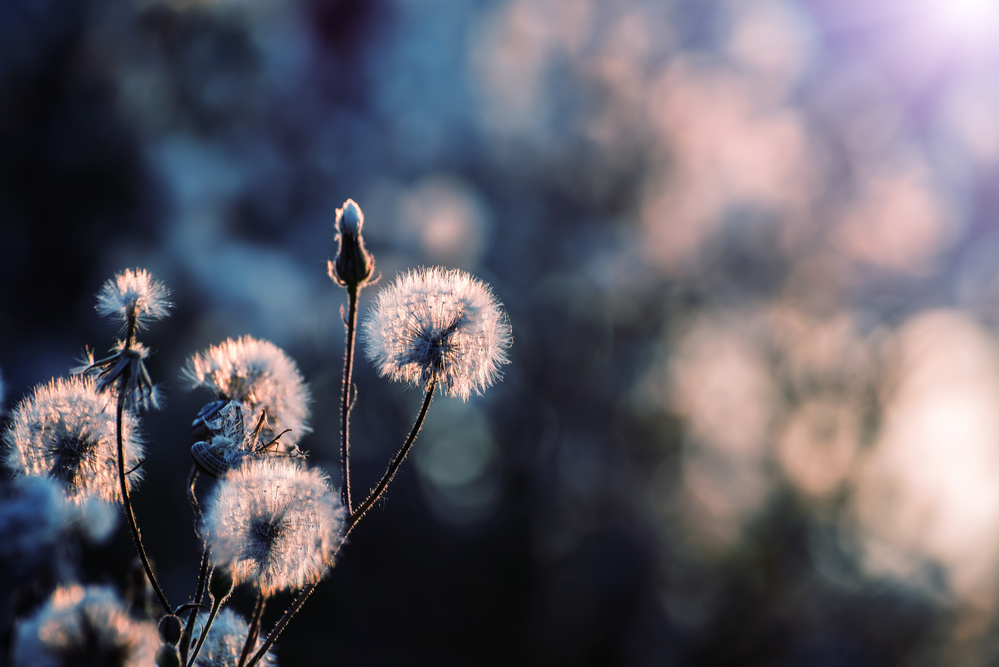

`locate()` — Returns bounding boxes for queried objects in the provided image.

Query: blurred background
[4,0,999,664]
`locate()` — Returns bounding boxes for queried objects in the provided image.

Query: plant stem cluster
[0,201,512,667]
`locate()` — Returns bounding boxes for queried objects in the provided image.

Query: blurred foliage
[5,0,999,664]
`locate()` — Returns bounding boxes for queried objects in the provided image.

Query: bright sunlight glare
[929,0,999,44]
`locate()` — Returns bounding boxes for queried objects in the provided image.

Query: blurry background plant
[4,0,999,663]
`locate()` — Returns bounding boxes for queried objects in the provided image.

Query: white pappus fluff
[182,336,312,448]
[11,585,158,667]
[363,267,513,401]
[201,458,345,597]
[95,268,172,327]
[2,376,145,504]
[190,609,277,667]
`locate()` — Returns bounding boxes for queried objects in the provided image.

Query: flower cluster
[0,201,513,667]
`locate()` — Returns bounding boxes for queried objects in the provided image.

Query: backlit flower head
[190,609,277,666]
[363,267,512,401]
[3,377,145,504]
[201,458,345,596]
[11,585,158,667]
[95,268,172,328]
[182,337,311,448]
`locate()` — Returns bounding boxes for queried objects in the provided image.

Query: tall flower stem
[339,284,360,515]
[246,583,314,667]
[180,546,211,666]
[115,366,172,614]
[186,571,232,667]
[238,593,266,667]
[247,380,436,667]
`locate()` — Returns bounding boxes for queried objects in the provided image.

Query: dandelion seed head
[363,267,512,401]
[11,585,158,667]
[95,268,172,327]
[202,458,345,596]
[190,609,277,666]
[182,337,311,447]
[2,376,145,504]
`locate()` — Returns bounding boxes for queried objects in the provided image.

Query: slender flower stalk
[115,386,172,614]
[84,268,174,614]
[329,199,377,515]
[237,593,265,667]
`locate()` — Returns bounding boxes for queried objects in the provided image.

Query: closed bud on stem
[210,570,233,602]
[158,614,183,646]
[328,199,375,288]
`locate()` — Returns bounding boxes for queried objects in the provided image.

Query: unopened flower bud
[328,198,375,288]
[210,570,233,602]
[340,199,363,236]
[157,614,183,645]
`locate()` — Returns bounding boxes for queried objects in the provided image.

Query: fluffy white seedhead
[11,585,158,667]
[95,268,172,328]
[190,609,277,667]
[363,267,513,401]
[182,337,311,447]
[0,477,117,571]
[2,376,145,504]
[202,458,345,597]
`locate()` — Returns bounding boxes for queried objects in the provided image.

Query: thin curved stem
[186,573,231,667]
[347,380,435,532]
[247,381,436,667]
[339,284,360,515]
[187,465,202,525]
[180,546,211,666]
[246,583,316,667]
[116,384,172,614]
